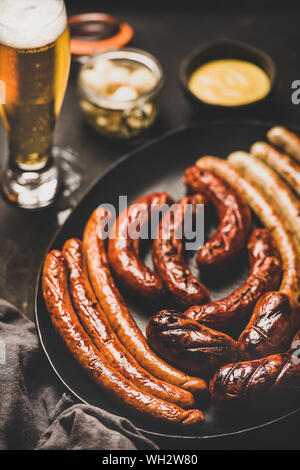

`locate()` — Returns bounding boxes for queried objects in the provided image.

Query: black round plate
[35,120,300,439]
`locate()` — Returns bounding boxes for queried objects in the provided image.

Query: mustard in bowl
[180,40,276,111]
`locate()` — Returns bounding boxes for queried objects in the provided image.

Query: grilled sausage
[210,352,300,407]
[228,151,300,245]
[184,166,252,270]
[146,310,238,377]
[251,142,300,197]
[108,192,174,302]
[43,251,205,426]
[210,329,300,407]
[83,207,208,395]
[185,229,282,333]
[195,157,300,359]
[226,151,300,358]
[152,195,210,308]
[63,238,195,408]
[267,126,300,164]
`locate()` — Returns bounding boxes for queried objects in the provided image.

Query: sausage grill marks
[185,229,283,333]
[210,328,300,407]
[42,126,300,416]
[62,238,196,408]
[108,192,174,302]
[152,195,210,308]
[196,157,300,360]
[146,310,238,378]
[184,166,252,270]
[83,206,208,395]
[42,250,205,426]
[226,152,300,359]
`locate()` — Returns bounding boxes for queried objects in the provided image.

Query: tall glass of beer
[0,0,71,209]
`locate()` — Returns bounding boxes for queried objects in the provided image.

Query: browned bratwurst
[184,166,252,270]
[267,126,300,164]
[185,229,282,333]
[152,195,210,308]
[42,251,205,427]
[146,310,238,377]
[63,238,195,408]
[210,329,300,407]
[226,152,300,359]
[228,151,300,245]
[196,157,300,359]
[83,207,208,395]
[108,192,174,302]
[251,142,300,198]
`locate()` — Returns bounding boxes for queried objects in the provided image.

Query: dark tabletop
[1,0,300,449]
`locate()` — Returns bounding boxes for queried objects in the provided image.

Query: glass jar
[78,47,164,139]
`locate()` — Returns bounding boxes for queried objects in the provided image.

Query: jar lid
[69,13,134,57]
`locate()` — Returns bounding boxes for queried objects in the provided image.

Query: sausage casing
[184,166,252,270]
[196,157,300,359]
[146,310,238,377]
[210,352,300,407]
[63,238,195,408]
[43,250,205,426]
[83,207,208,395]
[267,126,300,164]
[251,142,300,198]
[108,192,173,301]
[210,327,300,407]
[185,229,282,333]
[152,195,210,307]
[229,151,300,245]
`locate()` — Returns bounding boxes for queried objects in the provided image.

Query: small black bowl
[180,39,277,113]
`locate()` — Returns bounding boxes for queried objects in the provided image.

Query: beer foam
[0,0,67,49]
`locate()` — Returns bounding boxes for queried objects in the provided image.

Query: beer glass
[0,0,71,209]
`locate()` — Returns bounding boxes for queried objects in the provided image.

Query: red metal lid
[69,13,134,56]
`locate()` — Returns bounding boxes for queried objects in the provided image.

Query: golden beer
[0,28,70,170]
[0,0,71,208]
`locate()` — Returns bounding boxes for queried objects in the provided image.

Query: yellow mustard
[188,59,271,106]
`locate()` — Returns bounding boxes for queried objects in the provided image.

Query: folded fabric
[0,300,157,450]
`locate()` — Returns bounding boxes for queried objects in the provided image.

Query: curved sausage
[238,291,297,359]
[83,207,208,396]
[146,310,238,378]
[210,328,300,407]
[267,126,300,164]
[226,151,300,358]
[185,229,282,333]
[195,157,300,359]
[152,195,210,308]
[210,352,300,407]
[228,151,300,245]
[63,238,195,408]
[251,142,300,197]
[184,166,252,270]
[42,251,205,426]
[108,192,174,301]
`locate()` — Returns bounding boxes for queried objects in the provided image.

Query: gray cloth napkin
[0,299,158,450]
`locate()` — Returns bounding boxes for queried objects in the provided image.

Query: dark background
[1,0,300,449]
